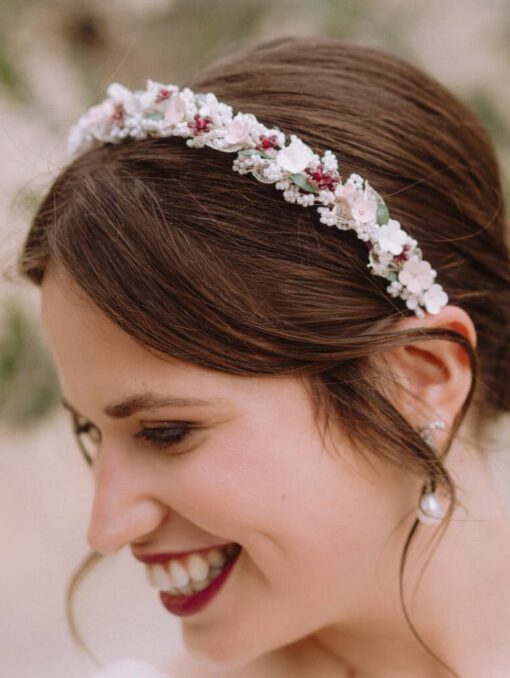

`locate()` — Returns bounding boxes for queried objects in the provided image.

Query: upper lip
[132,543,234,565]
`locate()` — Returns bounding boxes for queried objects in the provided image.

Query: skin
[41,266,510,678]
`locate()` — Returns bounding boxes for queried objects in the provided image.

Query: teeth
[169,559,190,588]
[175,583,193,595]
[147,564,172,590]
[191,578,210,592]
[187,553,210,582]
[206,548,227,568]
[145,543,240,596]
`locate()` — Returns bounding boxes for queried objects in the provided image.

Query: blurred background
[1,1,509,676]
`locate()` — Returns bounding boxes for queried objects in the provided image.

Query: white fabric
[89,659,168,678]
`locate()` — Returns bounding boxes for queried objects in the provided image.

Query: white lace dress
[90,659,169,677]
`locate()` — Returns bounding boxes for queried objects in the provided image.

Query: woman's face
[41,268,419,670]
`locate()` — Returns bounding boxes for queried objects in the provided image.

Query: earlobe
[385,306,477,429]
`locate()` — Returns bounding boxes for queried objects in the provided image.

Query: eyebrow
[62,393,218,419]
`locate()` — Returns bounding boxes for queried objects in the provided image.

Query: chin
[181,623,268,672]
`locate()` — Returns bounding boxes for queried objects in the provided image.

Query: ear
[382,306,477,435]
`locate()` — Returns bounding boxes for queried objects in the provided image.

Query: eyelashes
[70,413,192,464]
[134,424,191,448]
[72,415,101,465]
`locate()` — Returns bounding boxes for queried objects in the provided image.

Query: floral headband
[68,80,448,317]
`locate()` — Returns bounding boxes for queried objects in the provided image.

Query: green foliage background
[0,300,60,427]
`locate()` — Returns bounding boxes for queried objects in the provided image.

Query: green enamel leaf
[237,149,269,158]
[386,271,398,282]
[377,201,390,225]
[290,173,318,193]
[146,111,164,120]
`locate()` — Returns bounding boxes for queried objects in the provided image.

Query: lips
[134,543,242,617]
[160,546,241,617]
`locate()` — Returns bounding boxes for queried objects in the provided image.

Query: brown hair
[19,37,510,674]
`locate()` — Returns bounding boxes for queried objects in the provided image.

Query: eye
[135,423,191,450]
[71,413,102,465]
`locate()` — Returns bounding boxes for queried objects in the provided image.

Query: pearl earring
[417,419,448,525]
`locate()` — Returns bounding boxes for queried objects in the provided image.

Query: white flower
[225,115,252,145]
[198,92,221,120]
[164,92,187,126]
[87,100,116,126]
[378,219,407,255]
[139,81,178,111]
[399,258,435,294]
[139,90,158,110]
[347,173,364,189]
[276,135,315,173]
[334,182,358,204]
[423,284,448,314]
[351,197,377,224]
[107,82,133,104]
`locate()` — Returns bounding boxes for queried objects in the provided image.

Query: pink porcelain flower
[378,219,407,255]
[399,259,435,294]
[351,197,378,224]
[423,284,448,314]
[225,117,252,145]
[164,93,187,125]
[276,137,315,173]
[334,182,358,203]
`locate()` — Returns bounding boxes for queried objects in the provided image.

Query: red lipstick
[159,546,241,617]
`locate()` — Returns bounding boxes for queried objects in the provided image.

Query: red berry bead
[156,88,171,103]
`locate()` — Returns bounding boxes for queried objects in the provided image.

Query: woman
[19,37,510,678]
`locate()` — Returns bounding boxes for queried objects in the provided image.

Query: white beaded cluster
[68,80,449,317]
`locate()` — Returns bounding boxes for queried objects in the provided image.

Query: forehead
[40,268,228,409]
[40,268,309,418]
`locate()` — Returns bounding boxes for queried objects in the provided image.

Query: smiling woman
[18,36,510,678]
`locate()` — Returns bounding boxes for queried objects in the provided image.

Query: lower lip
[159,548,241,617]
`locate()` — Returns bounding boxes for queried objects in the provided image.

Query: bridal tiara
[68,80,448,318]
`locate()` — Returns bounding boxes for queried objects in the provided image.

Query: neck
[298,414,510,678]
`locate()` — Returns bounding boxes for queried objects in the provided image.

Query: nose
[87,443,169,554]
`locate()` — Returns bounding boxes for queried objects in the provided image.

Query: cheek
[163,416,385,570]
[173,421,407,667]
[153,418,317,538]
